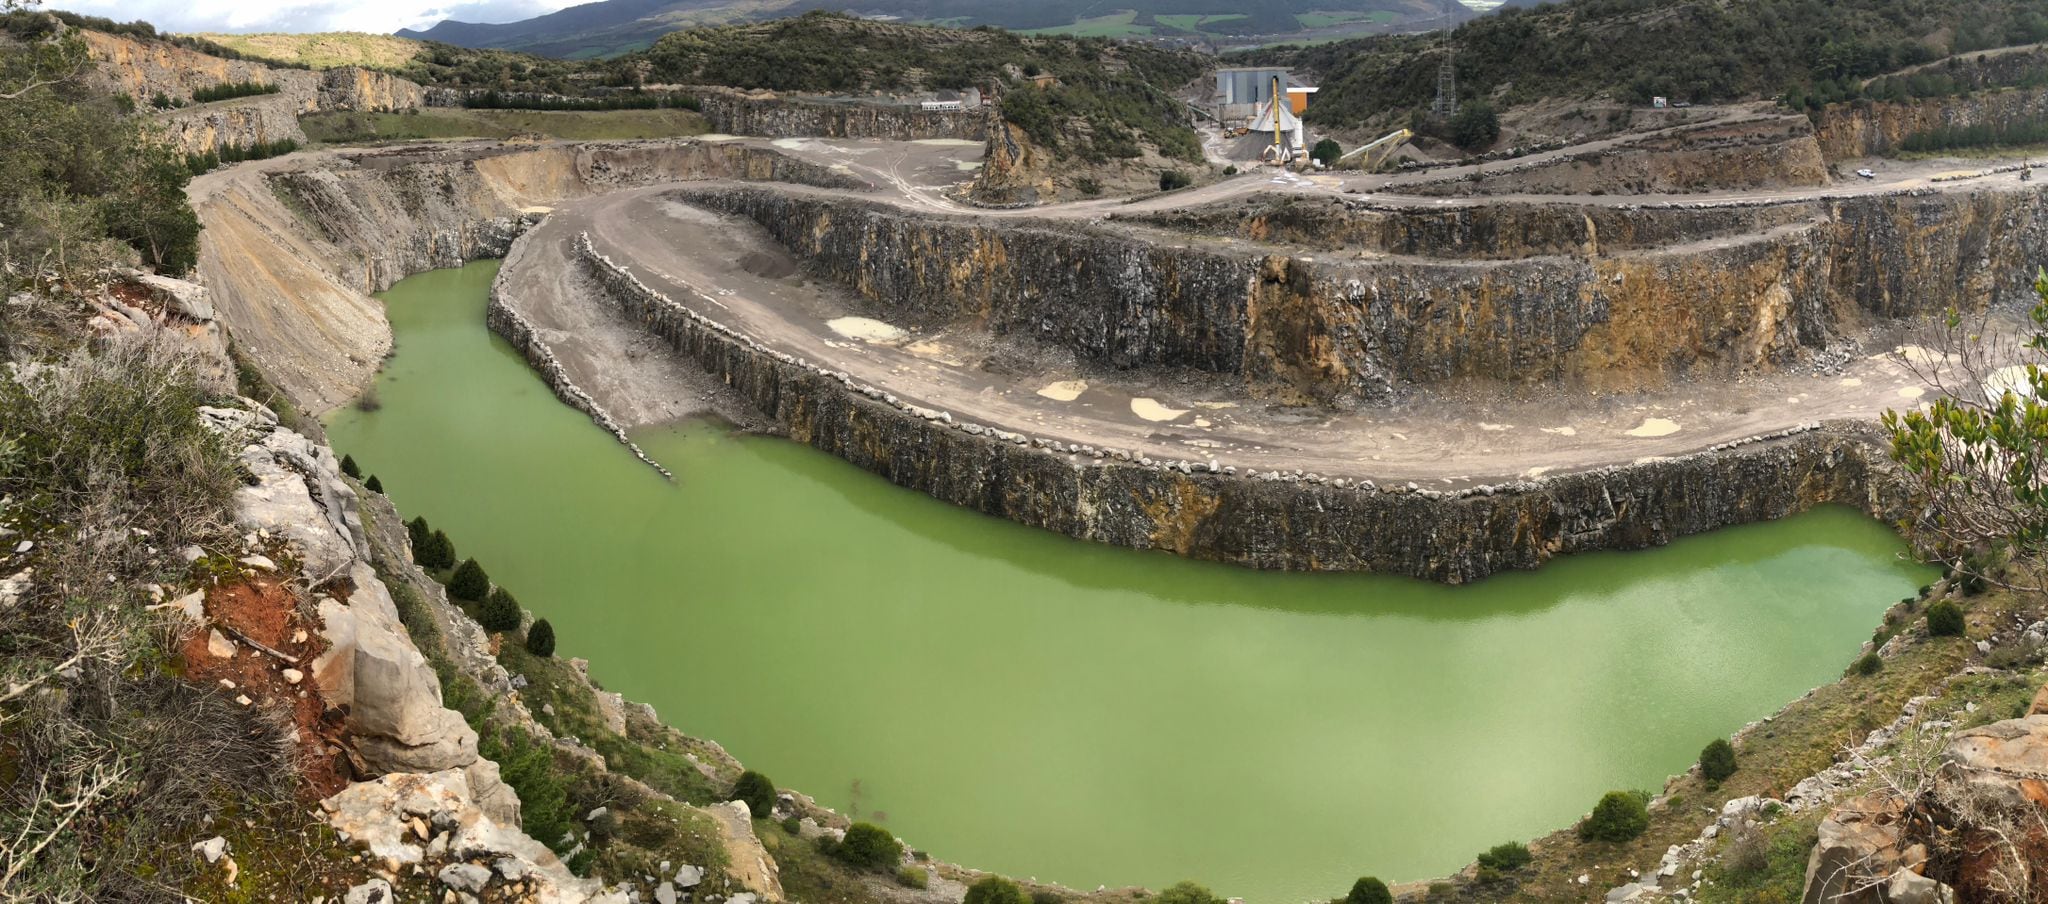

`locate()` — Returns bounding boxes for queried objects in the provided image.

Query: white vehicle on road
[1855,168,1875,179]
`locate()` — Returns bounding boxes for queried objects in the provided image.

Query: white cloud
[43,0,581,35]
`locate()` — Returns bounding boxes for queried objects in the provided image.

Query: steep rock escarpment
[82,29,425,156]
[565,234,1908,582]
[685,183,2048,403]
[193,140,869,415]
[1815,86,2048,160]
[694,87,992,142]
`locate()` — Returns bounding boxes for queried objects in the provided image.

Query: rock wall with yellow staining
[686,182,2048,403]
[1814,87,2048,160]
[568,234,1907,580]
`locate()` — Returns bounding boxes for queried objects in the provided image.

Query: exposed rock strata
[1401,115,1828,197]
[684,183,2048,401]
[193,140,869,415]
[1816,86,2048,160]
[693,87,991,142]
[554,233,1910,582]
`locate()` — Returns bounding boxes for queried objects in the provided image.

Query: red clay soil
[177,576,351,799]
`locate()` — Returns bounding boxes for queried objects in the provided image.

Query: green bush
[1579,790,1651,842]
[1851,652,1884,676]
[1158,170,1192,191]
[963,876,1028,904]
[448,557,490,601]
[1450,102,1501,151]
[1311,137,1343,165]
[1699,738,1737,783]
[1346,876,1393,904]
[364,474,383,494]
[1031,891,1064,904]
[731,769,777,818]
[480,727,574,852]
[1927,600,1966,637]
[406,515,430,552]
[190,80,280,103]
[1475,841,1532,871]
[340,454,361,478]
[781,815,802,834]
[832,821,902,872]
[480,587,522,632]
[897,866,930,889]
[526,618,556,657]
[1156,881,1224,904]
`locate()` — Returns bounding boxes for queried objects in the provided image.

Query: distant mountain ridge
[397,0,1452,59]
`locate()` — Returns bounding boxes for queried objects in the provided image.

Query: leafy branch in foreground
[1883,269,2048,587]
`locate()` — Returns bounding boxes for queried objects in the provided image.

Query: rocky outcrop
[81,29,424,157]
[323,770,604,902]
[199,404,518,823]
[563,232,1909,582]
[1802,704,2048,904]
[192,140,865,416]
[972,121,1057,206]
[1816,87,2048,160]
[694,86,991,142]
[685,182,2048,402]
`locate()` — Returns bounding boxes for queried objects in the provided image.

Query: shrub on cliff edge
[340,453,360,478]
[449,557,490,601]
[1927,600,1966,637]
[963,877,1028,904]
[1476,841,1532,871]
[526,618,556,657]
[1699,738,1737,784]
[1155,881,1224,904]
[730,769,776,818]
[1579,790,1650,842]
[832,822,901,872]
[1346,877,1393,904]
[480,587,522,632]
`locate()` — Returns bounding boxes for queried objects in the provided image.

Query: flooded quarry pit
[328,261,1934,902]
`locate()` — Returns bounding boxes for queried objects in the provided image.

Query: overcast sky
[44,0,583,34]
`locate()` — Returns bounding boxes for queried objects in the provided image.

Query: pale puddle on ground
[1984,364,2041,400]
[1542,426,1578,437]
[1625,418,1682,438]
[1036,380,1088,401]
[1131,398,1190,422]
[827,317,908,343]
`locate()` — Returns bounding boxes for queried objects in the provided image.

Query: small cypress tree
[963,877,1028,904]
[426,530,456,571]
[480,587,522,632]
[448,558,490,601]
[340,454,361,479]
[1346,877,1393,904]
[730,770,777,818]
[406,516,430,558]
[364,474,383,494]
[526,618,555,657]
[1699,738,1737,784]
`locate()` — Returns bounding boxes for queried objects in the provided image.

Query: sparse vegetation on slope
[185,32,425,70]
[1257,0,2048,126]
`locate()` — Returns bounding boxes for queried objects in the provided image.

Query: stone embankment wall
[1401,115,1828,197]
[558,232,1905,582]
[1814,86,2048,160]
[81,29,425,156]
[193,140,868,415]
[692,87,992,142]
[685,182,2048,402]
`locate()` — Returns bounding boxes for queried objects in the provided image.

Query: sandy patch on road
[1037,380,1088,401]
[1131,398,1189,422]
[1541,426,1577,437]
[1984,364,2038,399]
[828,317,907,342]
[913,139,985,147]
[519,205,554,214]
[696,134,744,142]
[1839,377,1863,387]
[1896,345,1947,366]
[1625,418,1681,438]
[1897,386,1927,400]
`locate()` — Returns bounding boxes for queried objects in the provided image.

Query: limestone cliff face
[972,121,1058,205]
[192,141,870,415]
[1815,86,2048,160]
[82,29,425,156]
[569,237,1906,581]
[694,87,991,141]
[687,183,2048,403]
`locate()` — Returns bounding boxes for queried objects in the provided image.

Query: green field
[1295,9,1398,27]
[1019,10,1151,37]
[299,108,708,144]
[1155,13,1249,30]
